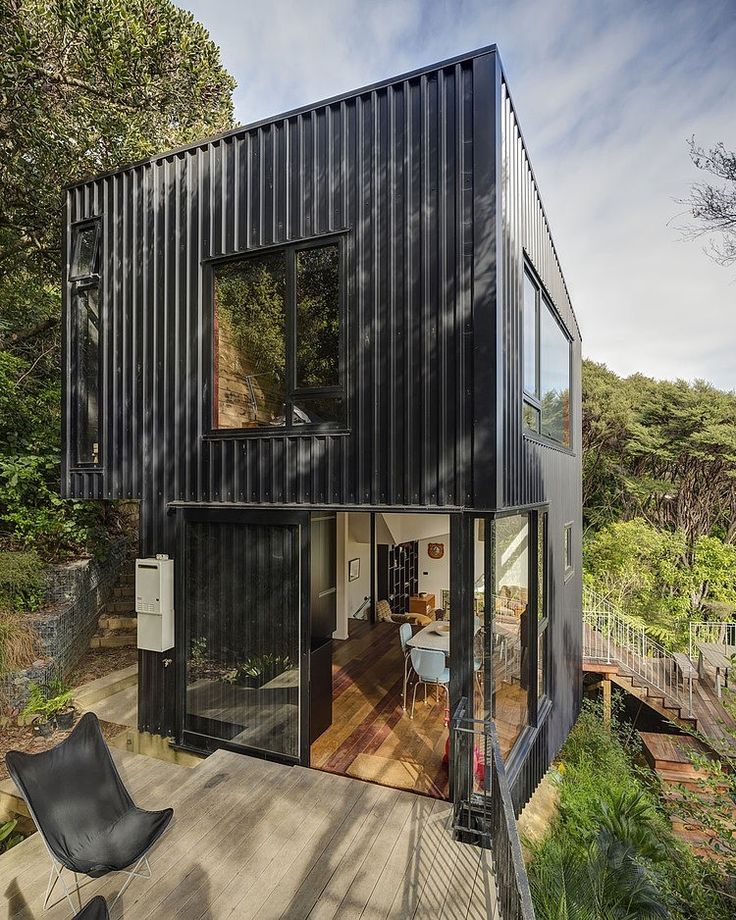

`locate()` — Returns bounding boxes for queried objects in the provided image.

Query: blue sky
[177,0,736,390]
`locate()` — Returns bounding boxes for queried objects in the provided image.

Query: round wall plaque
[428,542,444,560]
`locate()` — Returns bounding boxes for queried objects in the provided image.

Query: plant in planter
[21,681,54,736]
[45,678,75,730]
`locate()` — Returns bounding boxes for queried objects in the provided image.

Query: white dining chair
[409,648,450,719]
[399,622,414,710]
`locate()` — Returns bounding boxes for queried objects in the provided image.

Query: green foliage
[528,701,733,920]
[0,819,23,854]
[0,549,43,611]
[0,608,39,677]
[20,677,73,722]
[582,361,736,543]
[0,0,235,560]
[582,360,736,635]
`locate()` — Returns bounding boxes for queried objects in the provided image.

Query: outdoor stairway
[90,570,137,648]
[639,731,735,857]
[609,664,698,731]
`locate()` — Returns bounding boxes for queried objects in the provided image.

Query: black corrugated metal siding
[497,74,583,798]
[62,55,495,513]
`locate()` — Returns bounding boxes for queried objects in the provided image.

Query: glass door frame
[174,506,312,766]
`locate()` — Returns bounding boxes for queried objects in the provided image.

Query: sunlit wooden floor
[310,620,529,796]
[0,747,498,920]
[310,620,450,797]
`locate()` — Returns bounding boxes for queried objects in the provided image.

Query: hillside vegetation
[582,360,736,646]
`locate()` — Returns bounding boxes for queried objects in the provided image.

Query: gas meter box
[135,557,174,652]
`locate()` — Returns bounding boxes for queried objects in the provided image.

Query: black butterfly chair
[74,896,109,920]
[6,712,172,914]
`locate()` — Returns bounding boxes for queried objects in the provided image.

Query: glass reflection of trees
[214,253,287,429]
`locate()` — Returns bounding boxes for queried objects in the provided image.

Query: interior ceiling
[347,512,450,545]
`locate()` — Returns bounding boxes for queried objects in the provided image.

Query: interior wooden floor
[311,620,450,798]
[310,620,529,797]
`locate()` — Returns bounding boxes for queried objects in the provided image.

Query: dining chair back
[410,648,446,682]
[399,622,412,655]
[409,648,450,719]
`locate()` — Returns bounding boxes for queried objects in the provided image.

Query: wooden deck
[0,747,497,920]
[583,624,736,752]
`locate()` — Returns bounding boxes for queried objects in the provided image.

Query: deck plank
[0,748,497,920]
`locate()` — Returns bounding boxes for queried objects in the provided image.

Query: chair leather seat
[68,806,172,877]
[73,896,109,920]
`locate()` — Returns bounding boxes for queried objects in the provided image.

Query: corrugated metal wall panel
[62,60,490,516]
[498,77,583,762]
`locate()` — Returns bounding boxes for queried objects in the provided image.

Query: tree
[682,139,736,267]
[0,0,235,558]
[582,361,736,546]
[0,0,235,279]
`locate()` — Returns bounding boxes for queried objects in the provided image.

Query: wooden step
[90,634,137,649]
[75,663,138,708]
[98,615,137,631]
[106,599,136,615]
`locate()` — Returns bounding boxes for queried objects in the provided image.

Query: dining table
[402,619,482,710]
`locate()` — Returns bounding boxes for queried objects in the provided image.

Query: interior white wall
[334,513,349,639]
[345,512,371,621]
[417,534,450,607]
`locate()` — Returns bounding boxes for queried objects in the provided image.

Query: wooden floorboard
[0,748,497,920]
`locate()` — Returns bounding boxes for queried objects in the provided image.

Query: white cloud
[177,0,736,389]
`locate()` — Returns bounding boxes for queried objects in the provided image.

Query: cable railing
[582,585,692,715]
[451,698,535,920]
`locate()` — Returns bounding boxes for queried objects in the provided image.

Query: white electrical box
[135,557,174,652]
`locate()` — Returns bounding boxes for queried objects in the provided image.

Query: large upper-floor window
[69,219,101,465]
[522,266,571,447]
[212,239,344,431]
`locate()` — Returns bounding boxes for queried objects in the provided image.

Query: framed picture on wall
[348,558,360,582]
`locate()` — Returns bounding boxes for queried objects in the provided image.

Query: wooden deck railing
[450,698,535,920]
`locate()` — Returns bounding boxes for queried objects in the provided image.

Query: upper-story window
[69,219,102,466]
[522,266,571,448]
[212,239,344,432]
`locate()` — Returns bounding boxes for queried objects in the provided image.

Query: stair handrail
[583,586,692,716]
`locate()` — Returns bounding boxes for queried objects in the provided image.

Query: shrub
[0,609,40,677]
[0,550,44,611]
[528,699,734,920]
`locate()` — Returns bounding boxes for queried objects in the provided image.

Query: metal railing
[451,698,535,920]
[689,622,736,658]
[582,586,692,715]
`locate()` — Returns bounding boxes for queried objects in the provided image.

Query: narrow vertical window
[74,288,100,465]
[70,219,102,466]
[564,522,574,578]
[522,264,571,447]
[537,511,549,701]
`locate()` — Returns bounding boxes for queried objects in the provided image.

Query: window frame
[68,218,101,283]
[563,521,574,581]
[207,233,348,436]
[69,218,103,468]
[484,504,552,773]
[521,259,573,450]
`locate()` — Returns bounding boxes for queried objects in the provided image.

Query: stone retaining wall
[1,538,133,711]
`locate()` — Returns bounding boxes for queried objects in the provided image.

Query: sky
[177,0,736,390]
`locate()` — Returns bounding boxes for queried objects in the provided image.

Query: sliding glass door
[181,511,307,761]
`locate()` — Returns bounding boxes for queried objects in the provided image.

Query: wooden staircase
[610,666,698,731]
[90,571,137,648]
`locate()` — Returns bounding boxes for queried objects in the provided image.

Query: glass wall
[473,510,549,762]
[184,519,301,759]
